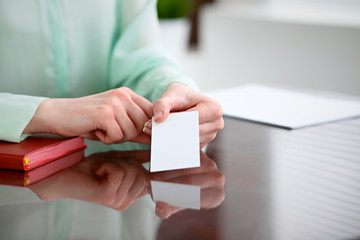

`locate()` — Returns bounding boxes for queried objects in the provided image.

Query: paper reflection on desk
[151,180,200,210]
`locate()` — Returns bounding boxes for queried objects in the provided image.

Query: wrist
[28,179,60,201]
[23,99,53,134]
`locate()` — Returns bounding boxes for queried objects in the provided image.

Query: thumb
[130,133,151,144]
[153,97,174,123]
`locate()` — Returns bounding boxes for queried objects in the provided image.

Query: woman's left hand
[142,82,224,148]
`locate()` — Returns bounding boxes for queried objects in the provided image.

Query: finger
[126,104,151,134]
[199,126,218,145]
[200,131,217,148]
[186,99,223,123]
[153,95,190,123]
[152,98,172,123]
[129,92,153,119]
[130,133,151,144]
[142,120,152,135]
[124,187,148,209]
[199,118,224,147]
[201,188,225,209]
[80,131,100,141]
[201,117,225,132]
[114,165,138,209]
[94,130,106,143]
[95,117,124,144]
[155,201,183,219]
[114,110,138,142]
[143,126,151,136]
[96,163,125,204]
[120,172,148,209]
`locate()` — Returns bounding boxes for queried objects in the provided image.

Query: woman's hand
[143,82,224,148]
[24,87,153,144]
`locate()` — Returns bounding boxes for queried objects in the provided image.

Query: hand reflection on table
[29,150,225,219]
[149,151,225,219]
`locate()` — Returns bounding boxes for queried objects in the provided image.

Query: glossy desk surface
[1,117,360,240]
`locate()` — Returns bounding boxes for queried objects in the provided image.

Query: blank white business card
[151,180,201,210]
[150,111,200,172]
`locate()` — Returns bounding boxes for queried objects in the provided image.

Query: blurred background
[157,0,360,95]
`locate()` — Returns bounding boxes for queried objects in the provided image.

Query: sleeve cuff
[0,185,41,206]
[0,93,48,142]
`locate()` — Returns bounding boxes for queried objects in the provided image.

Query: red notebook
[0,149,84,187]
[0,135,86,171]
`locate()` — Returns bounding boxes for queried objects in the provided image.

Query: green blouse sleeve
[109,0,198,103]
[0,185,41,206]
[0,93,47,142]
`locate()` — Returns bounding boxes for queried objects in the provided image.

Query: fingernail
[143,127,152,135]
[154,111,162,120]
[144,121,152,129]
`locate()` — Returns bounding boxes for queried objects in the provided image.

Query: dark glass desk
[1,117,359,240]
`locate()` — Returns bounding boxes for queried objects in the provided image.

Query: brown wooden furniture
[1,116,359,240]
[157,117,360,240]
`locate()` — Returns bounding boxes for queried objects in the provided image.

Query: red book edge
[0,137,86,171]
[0,149,85,187]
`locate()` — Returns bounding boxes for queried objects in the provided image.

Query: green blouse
[0,0,197,142]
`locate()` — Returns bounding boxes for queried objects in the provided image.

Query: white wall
[181,2,360,96]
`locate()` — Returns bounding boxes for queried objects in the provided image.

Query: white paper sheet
[150,180,201,210]
[206,84,360,129]
[150,111,200,172]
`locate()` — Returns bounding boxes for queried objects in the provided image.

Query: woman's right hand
[23,87,153,144]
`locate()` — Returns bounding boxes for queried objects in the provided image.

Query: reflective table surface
[1,117,360,240]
